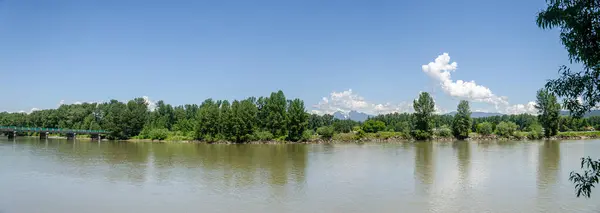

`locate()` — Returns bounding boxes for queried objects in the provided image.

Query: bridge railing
[0,126,108,134]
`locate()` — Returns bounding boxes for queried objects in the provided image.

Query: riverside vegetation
[1,89,600,143]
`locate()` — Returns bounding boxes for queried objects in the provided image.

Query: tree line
[0,88,595,142]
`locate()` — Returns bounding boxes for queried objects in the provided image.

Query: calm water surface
[1,138,599,213]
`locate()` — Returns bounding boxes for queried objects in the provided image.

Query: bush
[496,121,518,137]
[411,129,432,140]
[353,129,366,140]
[476,122,494,135]
[435,125,452,137]
[394,122,412,136]
[149,128,169,140]
[316,126,335,140]
[362,120,386,133]
[527,123,544,139]
[300,130,314,142]
[371,131,404,140]
[253,130,274,141]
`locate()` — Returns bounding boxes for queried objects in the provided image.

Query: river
[0,138,599,212]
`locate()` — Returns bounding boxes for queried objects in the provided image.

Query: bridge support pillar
[7,131,16,139]
[40,132,48,140]
[66,133,76,140]
[91,134,100,141]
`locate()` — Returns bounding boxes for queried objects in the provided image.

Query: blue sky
[0,0,572,114]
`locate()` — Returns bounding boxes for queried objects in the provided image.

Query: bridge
[0,126,108,140]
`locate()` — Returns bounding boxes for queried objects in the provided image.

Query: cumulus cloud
[504,101,537,115]
[143,96,157,111]
[312,89,447,115]
[422,53,509,106]
[422,53,541,115]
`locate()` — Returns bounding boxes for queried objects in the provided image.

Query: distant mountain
[446,111,504,118]
[333,110,371,122]
[560,110,600,117]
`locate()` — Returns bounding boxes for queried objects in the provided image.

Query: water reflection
[537,140,560,187]
[414,142,434,185]
[2,138,600,213]
[453,141,471,182]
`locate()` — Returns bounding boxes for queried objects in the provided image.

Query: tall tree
[195,99,220,141]
[125,98,149,137]
[452,100,472,140]
[535,89,561,137]
[219,100,233,140]
[412,92,435,140]
[286,98,308,141]
[265,91,288,137]
[231,99,258,142]
[537,0,600,117]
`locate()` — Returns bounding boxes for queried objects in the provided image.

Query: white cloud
[504,101,537,115]
[58,100,65,106]
[29,108,40,114]
[312,89,449,115]
[143,96,157,111]
[422,53,541,115]
[422,53,508,106]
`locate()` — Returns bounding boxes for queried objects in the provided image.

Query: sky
[0,0,574,115]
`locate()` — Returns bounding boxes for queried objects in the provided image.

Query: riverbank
[123,131,600,144]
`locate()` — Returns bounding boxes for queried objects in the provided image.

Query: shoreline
[16,131,600,144]
[123,134,600,144]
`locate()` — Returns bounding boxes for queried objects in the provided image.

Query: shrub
[300,130,314,142]
[149,128,169,140]
[353,129,366,140]
[371,131,404,140]
[394,122,412,136]
[496,121,518,137]
[527,123,544,139]
[411,129,432,140]
[476,122,494,135]
[253,130,274,141]
[435,125,452,137]
[333,132,355,141]
[316,126,335,140]
[362,120,386,133]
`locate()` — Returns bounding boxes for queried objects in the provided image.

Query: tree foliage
[362,120,386,133]
[495,121,518,137]
[452,100,472,140]
[316,126,335,140]
[570,157,600,198]
[535,89,561,137]
[412,92,435,140]
[286,99,308,141]
[476,122,494,135]
[537,0,600,117]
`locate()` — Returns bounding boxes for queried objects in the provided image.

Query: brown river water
[1,137,599,212]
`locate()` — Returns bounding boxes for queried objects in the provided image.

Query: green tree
[286,99,308,142]
[570,157,600,198]
[476,122,494,135]
[527,123,544,140]
[265,91,288,137]
[495,121,518,137]
[316,126,334,140]
[535,89,561,137]
[412,92,435,140]
[452,100,472,140]
[362,120,386,133]
[231,99,258,142]
[219,100,233,140]
[195,99,220,141]
[537,0,600,117]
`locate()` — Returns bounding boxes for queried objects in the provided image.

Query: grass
[557,131,600,138]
